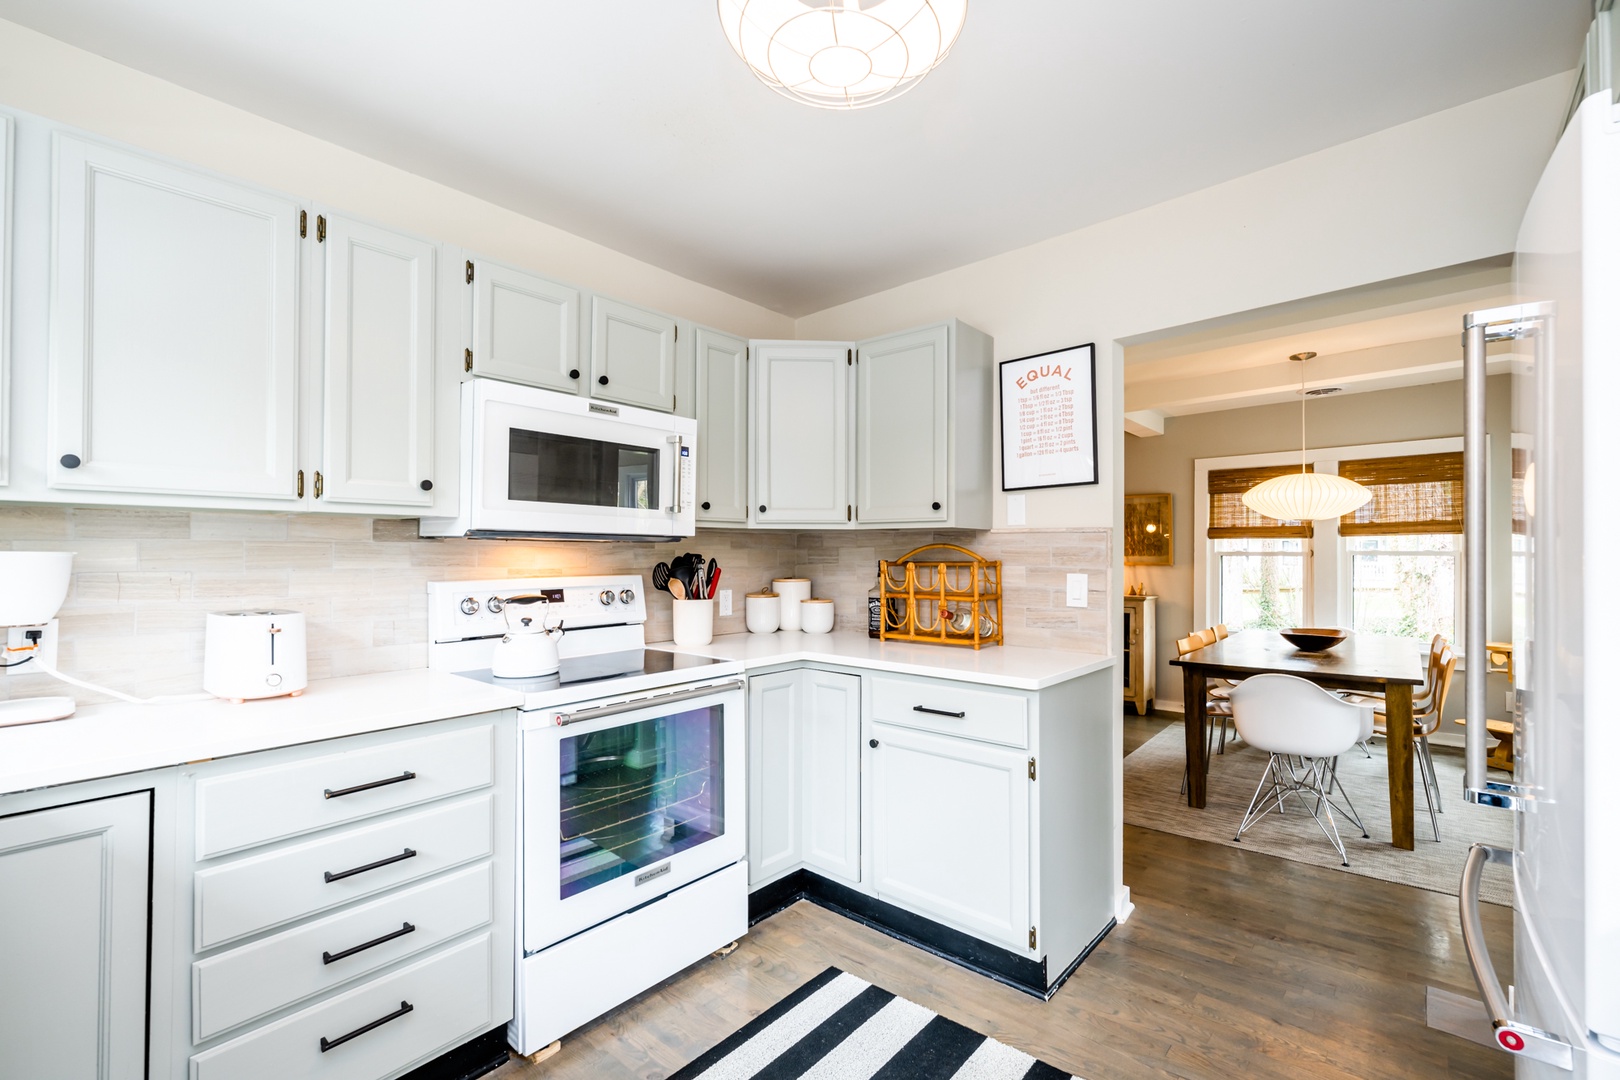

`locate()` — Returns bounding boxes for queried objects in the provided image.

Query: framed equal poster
[999,343,1098,491]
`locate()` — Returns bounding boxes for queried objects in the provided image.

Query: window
[1346,533,1459,640]
[1216,536,1306,630]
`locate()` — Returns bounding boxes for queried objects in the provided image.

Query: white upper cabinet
[694,328,748,524]
[856,325,949,525]
[469,257,582,393]
[589,296,676,412]
[313,213,436,508]
[751,342,850,526]
[48,134,302,499]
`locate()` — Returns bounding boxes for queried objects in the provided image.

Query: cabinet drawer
[193,862,493,1041]
[194,795,492,951]
[194,724,494,860]
[869,675,1028,748]
[190,933,494,1080]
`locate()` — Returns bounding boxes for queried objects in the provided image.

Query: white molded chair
[1229,674,1373,866]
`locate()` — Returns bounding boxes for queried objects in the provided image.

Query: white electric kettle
[490,595,565,679]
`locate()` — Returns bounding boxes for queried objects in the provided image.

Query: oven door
[468,379,695,539]
[521,679,745,953]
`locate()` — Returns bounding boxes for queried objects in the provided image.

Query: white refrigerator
[1456,87,1620,1078]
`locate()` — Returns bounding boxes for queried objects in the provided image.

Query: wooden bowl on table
[1279,627,1348,652]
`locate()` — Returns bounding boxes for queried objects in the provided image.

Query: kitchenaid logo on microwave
[588,403,620,416]
[634,861,672,887]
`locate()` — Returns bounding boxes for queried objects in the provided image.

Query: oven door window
[509,427,659,509]
[558,704,724,899]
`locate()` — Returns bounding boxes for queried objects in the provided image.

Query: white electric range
[427,575,747,1056]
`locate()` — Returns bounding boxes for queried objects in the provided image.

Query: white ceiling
[0,1,1589,316]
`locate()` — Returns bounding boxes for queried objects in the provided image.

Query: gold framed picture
[1124,493,1173,565]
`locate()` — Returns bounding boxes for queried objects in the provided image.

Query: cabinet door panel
[590,297,676,412]
[472,260,581,393]
[800,670,860,883]
[319,214,435,507]
[695,328,748,524]
[0,792,151,1080]
[752,344,849,525]
[49,135,301,498]
[747,671,799,884]
[857,326,948,524]
[870,724,1029,950]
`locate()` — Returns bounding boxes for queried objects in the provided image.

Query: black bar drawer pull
[324,848,416,884]
[319,1000,413,1053]
[322,921,416,965]
[913,705,966,718]
[324,771,416,800]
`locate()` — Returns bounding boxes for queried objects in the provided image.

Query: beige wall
[1124,375,1512,723]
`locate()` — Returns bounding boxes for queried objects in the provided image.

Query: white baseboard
[1115,885,1134,924]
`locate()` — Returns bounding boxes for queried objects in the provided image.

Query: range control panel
[428,575,648,643]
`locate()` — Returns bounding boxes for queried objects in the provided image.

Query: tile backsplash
[0,505,1109,706]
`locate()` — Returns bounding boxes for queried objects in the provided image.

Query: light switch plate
[718,589,733,617]
[1066,574,1089,607]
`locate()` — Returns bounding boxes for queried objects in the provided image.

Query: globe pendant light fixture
[718,0,968,110]
[1241,352,1373,522]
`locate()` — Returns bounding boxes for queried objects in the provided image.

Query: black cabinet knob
[419,480,433,491]
[758,505,766,514]
[868,739,879,749]
[931,501,941,511]
[568,368,580,380]
[701,501,711,511]
[60,454,81,469]
[598,375,609,386]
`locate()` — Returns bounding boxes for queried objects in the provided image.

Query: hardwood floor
[492,711,1510,1080]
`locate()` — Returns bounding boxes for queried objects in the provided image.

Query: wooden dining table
[1170,630,1427,850]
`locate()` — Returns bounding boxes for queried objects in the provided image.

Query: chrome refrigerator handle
[1461,303,1551,811]
[1459,844,1574,1068]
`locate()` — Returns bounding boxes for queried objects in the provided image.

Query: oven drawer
[189,932,494,1080]
[868,674,1029,748]
[194,723,495,860]
[194,795,493,951]
[193,862,493,1042]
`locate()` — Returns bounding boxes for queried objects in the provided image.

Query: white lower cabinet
[747,668,861,887]
[868,723,1031,951]
[0,791,153,1080]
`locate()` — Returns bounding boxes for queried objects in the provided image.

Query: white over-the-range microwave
[419,379,697,541]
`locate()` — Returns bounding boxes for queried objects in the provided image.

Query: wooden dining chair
[1213,624,1230,640]
[1372,643,1457,842]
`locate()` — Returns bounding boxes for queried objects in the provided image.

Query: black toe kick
[398,1026,511,1080]
[749,870,1115,1001]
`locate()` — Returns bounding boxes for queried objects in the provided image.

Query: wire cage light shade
[1241,470,1372,522]
[718,0,968,110]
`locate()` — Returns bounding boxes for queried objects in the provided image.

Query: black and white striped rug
[670,967,1082,1080]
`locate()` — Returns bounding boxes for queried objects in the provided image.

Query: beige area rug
[1125,725,1515,906]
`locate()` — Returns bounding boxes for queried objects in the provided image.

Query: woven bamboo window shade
[1512,447,1529,535]
[1337,452,1464,536]
[1207,465,1315,539]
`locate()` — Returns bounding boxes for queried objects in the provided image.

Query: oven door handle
[553,678,744,727]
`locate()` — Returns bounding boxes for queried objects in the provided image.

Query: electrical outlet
[1066,574,1089,607]
[6,619,59,675]
[718,589,733,617]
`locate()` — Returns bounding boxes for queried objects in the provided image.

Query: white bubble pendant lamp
[1242,352,1373,522]
[718,0,968,110]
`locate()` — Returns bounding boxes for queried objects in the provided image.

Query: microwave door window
[509,428,660,509]
[558,704,725,900]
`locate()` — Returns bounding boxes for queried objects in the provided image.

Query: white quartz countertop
[0,670,524,797]
[660,631,1114,691]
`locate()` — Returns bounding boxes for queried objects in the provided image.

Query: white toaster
[204,610,309,703]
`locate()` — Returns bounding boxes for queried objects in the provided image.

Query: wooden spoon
[669,578,687,600]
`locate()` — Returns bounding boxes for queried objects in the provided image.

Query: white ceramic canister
[672,598,715,646]
[800,598,834,634]
[773,578,811,631]
[745,592,781,634]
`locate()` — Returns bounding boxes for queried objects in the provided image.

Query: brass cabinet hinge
[465,260,474,285]
[299,210,307,238]
[313,471,324,499]
[847,349,852,365]
[1029,926,1038,950]
[746,346,750,361]
[296,470,305,498]
[464,347,473,373]
[315,214,327,243]
[1028,757,1037,781]
[674,325,678,343]
[846,505,852,522]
